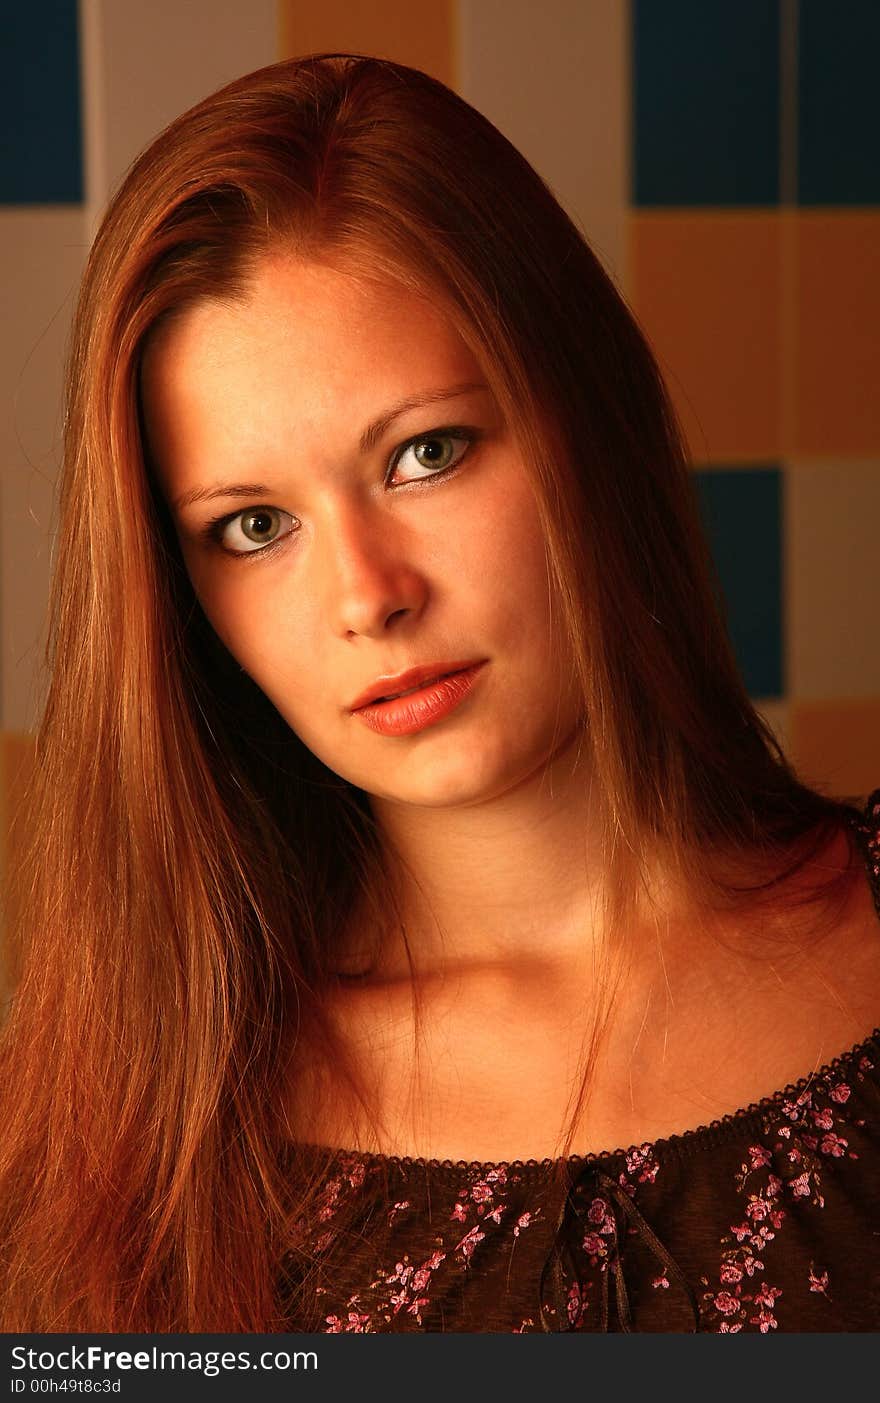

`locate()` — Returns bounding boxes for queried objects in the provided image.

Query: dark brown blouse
[283,792,880,1332]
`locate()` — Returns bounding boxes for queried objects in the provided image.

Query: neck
[351,729,616,980]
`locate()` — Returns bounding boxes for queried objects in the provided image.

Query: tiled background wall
[2,2,877,945]
[630,0,880,797]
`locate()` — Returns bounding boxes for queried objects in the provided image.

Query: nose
[315,499,428,639]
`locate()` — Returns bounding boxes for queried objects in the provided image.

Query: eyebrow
[170,380,489,513]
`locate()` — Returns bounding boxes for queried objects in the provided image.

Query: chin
[352,733,555,810]
[375,771,504,809]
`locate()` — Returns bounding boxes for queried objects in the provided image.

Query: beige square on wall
[786,458,880,702]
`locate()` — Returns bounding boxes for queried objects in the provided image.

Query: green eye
[239,508,284,545]
[206,506,299,556]
[414,437,456,470]
[391,430,476,484]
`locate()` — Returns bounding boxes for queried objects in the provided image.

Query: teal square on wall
[693,467,783,699]
[1,0,83,204]
[798,0,880,204]
[633,0,780,206]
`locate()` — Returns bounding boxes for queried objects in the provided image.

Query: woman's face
[143,257,583,808]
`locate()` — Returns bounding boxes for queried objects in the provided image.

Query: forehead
[144,257,479,415]
[141,258,485,495]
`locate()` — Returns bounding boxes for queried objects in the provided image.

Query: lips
[349,660,484,712]
[375,675,445,703]
[349,661,488,737]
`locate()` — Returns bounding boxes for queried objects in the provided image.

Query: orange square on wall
[278,0,457,89]
[629,213,780,461]
[795,213,880,456]
[789,698,880,803]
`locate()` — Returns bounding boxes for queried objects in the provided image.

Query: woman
[0,53,878,1334]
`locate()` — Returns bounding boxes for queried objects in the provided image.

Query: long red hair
[0,54,863,1330]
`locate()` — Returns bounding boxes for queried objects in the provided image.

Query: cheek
[462,479,554,640]
[186,563,316,707]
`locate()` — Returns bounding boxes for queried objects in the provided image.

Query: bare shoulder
[760,820,880,1039]
[646,820,880,1104]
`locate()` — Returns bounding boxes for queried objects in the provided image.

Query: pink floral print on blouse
[282,793,880,1332]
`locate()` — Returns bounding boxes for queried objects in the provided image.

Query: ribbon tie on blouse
[538,1166,700,1332]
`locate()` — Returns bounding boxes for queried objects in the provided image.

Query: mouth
[349,661,488,737]
[350,660,485,712]
[373,673,452,703]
